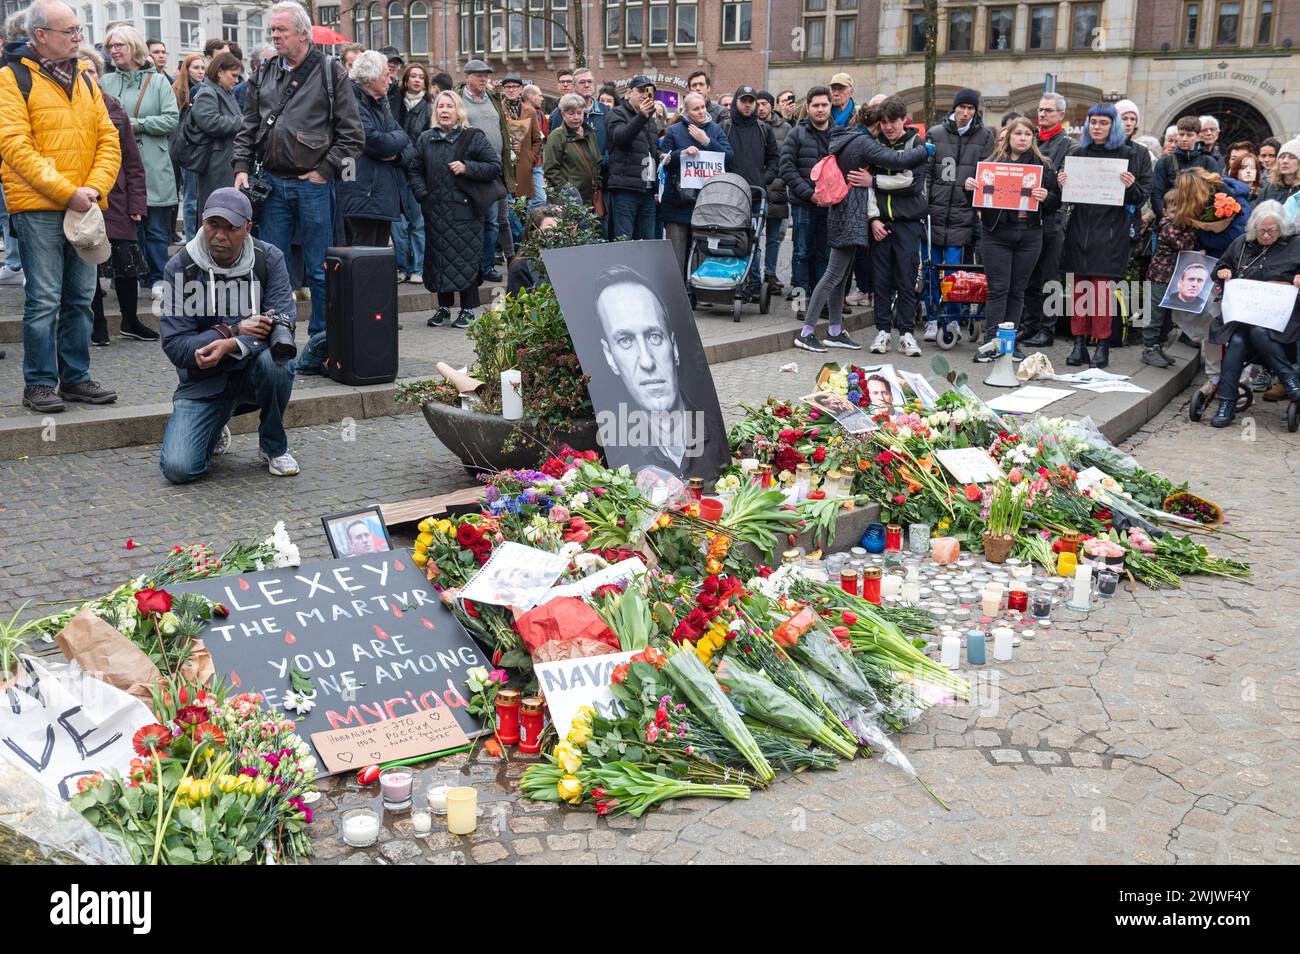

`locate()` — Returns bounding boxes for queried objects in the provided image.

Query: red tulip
[357,765,381,785]
[841,611,858,626]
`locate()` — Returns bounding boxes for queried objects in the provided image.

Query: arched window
[387,1,405,53]
[410,2,429,55]
[354,5,366,44]
[369,2,384,49]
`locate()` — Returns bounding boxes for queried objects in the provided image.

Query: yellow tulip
[573,705,596,726]
[557,775,583,804]
[412,551,429,568]
[418,518,434,533]
[436,520,456,536]
[416,532,434,547]
[567,724,592,746]
[554,741,583,773]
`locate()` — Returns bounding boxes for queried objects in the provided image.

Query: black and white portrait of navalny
[543,240,729,480]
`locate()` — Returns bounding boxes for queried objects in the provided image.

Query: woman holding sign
[659,93,733,278]
[1207,201,1300,426]
[966,116,1060,361]
[1059,103,1152,368]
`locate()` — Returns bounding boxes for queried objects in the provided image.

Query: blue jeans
[259,174,332,334]
[763,217,786,281]
[159,349,294,483]
[136,205,175,287]
[482,198,503,271]
[12,210,95,388]
[609,188,656,240]
[390,182,424,276]
[925,244,964,321]
[790,205,830,296]
[528,166,547,210]
[0,181,20,271]
[182,169,199,241]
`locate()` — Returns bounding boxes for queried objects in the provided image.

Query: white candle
[880,574,903,599]
[426,785,450,813]
[901,580,921,606]
[1069,564,1093,611]
[993,626,1014,661]
[940,635,961,669]
[981,584,1002,617]
[411,810,432,834]
[343,810,380,847]
[501,369,523,420]
[446,786,477,835]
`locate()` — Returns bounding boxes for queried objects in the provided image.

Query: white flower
[559,469,579,487]
[283,690,316,715]
[728,618,744,632]
[559,541,582,562]
[465,666,490,693]
[569,491,590,509]
[265,521,301,568]
[951,409,968,425]
[573,552,603,572]
[118,615,137,636]
[896,426,913,440]
[160,612,180,636]
[522,523,542,542]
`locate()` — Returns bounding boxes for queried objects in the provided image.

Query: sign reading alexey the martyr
[173,550,486,770]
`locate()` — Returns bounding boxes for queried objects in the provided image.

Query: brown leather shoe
[1263,382,1287,402]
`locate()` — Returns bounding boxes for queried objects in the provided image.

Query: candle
[1008,582,1028,613]
[993,626,1014,661]
[411,810,432,834]
[1056,550,1078,577]
[1069,564,1093,612]
[901,579,921,606]
[495,688,521,745]
[908,523,931,554]
[1097,570,1118,597]
[446,787,477,835]
[940,635,961,669]
[981,585,1002,617]
[519,697,545,754]
[862,567,882,604]
[840,568,859,596]
[880,573,903,600]
[426,785,450,814]
[885,524,902,552]
[850,546,868,563]
[966,629,986,665]
[380,769,413,809]
[343,809,380,847]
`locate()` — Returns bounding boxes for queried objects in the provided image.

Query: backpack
[811,153,849,207]
[170,104,210,174]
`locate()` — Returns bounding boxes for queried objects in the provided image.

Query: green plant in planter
[0,602,39,684]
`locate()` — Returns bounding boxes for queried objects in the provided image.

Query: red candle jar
[687,477,704,501]
[840,568,858,596]
[885,524,903,552]
[862,567,882,605]
[758,464,774,488]
[1008,587,1028,613]
[495,689,521,745]
[519,696,545,754]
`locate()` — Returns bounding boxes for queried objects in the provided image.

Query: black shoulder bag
[452,127,508,217]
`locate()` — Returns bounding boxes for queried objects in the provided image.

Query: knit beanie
[952,88,980,110]
[1114,99,1141,125]
[1279,137,1300,160]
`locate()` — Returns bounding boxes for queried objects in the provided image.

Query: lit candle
[446,786,477,835]
[380,769,414,809]
[342,809,380,847]
[940,635,961,669]
[993,626,1014,661]
[901,579,921,606]
[411,810,432,834]
[880,574,903,600]
[1069,564,1093,612]
[426,785,450,814]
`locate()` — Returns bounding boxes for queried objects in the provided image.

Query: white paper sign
[1061,156,1130,206]
[681,150,726,188]
[985,386,1073,414]
[534,650,636,739]
[0,656,155,801]
[1073,379,1151,394]
[935,447,1004,484]
[460,541,570,610]
[538,558,648,605]
[1221,278,1298,333]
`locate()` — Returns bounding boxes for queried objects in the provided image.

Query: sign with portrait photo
[543,241,730,479]
[801,390,875,434]
[972,161,1042,212]
[1159,251,1217,315]
[322,507,391,559]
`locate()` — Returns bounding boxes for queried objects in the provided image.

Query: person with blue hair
[1059,101,1152,368]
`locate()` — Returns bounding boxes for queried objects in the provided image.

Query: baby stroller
[687,173,771,321]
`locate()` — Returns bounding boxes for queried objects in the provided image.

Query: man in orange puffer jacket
[0,0,120,413]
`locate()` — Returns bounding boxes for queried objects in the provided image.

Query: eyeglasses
[1258,225,1281,236]
[42,25,84,38]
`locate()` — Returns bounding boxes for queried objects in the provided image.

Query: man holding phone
[605,75,661,240]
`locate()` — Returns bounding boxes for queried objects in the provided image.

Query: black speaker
[323,245,399,386]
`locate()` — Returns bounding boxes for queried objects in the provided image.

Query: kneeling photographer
[159,188,300,483]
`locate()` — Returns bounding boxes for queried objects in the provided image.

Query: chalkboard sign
[173,549,486,772]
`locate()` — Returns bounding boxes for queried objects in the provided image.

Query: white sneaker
[869,330,891,354]
[407,272,422,284]
[922,319,938,342]
[898,333,922,357]
[259,449,300,476]
[212,425,231,457]
[845,290,869,306]
[0,265,24,285]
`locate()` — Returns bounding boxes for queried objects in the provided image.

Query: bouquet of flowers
[1194,191,1242,232]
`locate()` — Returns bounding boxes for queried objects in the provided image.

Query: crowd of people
[2,0,1297,487]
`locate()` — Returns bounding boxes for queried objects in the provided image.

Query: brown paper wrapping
[179,639,215,687]
[54,608,160,706]
[436,361,486,396]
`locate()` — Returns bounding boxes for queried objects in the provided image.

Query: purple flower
[484,485,501,503]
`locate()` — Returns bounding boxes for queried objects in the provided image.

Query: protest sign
[1061,156,1129,206]
[935,448,1004,485]
[1221,278,1298,333]
[461,541,571,610]
[1160,251,1217,314]
[535,650,635,739]
[172,550,487,773]
[972,161,1042,211]
[310,706,471,774]
[681,150,726,188]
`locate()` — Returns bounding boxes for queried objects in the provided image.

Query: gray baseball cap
[203,187,253,227]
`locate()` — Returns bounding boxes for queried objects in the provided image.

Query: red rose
[672,621,700,643]
[698,593,720,611]
[964,484,983,502]
[812,447,827,464]
[133,588,172,616]
[702,575,720,595]
[456,524,482,547]
[685,608,708,627]
[757,565,774,578]
[893,493,907,504]
[611,663,630,684]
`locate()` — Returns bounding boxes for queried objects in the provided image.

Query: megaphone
[982,322,1020,388]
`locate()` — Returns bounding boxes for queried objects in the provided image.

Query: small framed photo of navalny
[322,508,392,559]
[542,240,730,480]
[1160,251,1217,315]
[801,390,875,434]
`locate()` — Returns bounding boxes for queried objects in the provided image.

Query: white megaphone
[981,322,1020,388]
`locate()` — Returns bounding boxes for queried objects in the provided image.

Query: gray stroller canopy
[690,173,753,231]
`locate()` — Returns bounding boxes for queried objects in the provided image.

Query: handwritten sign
[172,550,487,774]
[681,150,726,188]
[310,706,471,774]
[0,656,154,801]
[972,161,1042,211]
[1061,155,1129,206]
[535,650,635,739]
[935,447,1004,485]
[1221,278,1298,332]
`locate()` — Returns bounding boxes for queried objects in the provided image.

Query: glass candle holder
[861,522,887,554]
[426,785,450,814]
[885,524,903,553]
[908,523,931,554]
[342,809,380,847]
[446,787,477,835]
[380,769,414,810]
[1097,569,1119,598]
[411,810,433,835]
[1030,593,1053,620]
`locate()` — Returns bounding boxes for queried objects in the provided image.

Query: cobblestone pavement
[4,343,1295,863]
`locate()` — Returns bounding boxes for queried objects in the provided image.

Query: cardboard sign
[1061,155,1129,206]
[1221,278,1298,332]
[310,706,471,774]
[681,150,726,188]
[534,650,635,739]
[934,447,1004,485]
[172,550,487,773]
[972,161,1042,211]
[0,656,155,801]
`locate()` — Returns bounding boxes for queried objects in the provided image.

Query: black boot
[1023,330,1054,347]
[1209,397,1235,428]
[1090,341,1109,368]
[1280,372,1300,400]
[1066,335,1089,366]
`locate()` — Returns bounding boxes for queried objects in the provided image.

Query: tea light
[850,547,868,563]
[901,579,921,606]
[343,809,380,847]
[411,810,432,834]
[380,769,414,810]
[940,635,961,669]
[992,626,1014,661]
[952,607,972,622]
[880,574,903,599]
[446,786,478,835]
[426,785,450,814]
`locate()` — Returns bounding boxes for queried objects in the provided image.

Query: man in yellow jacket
[0,0,120,413]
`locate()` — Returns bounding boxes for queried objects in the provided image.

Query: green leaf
[622,745,645,762]
[931,354,951,377]
[195,837,214,863]
[290,664,315,695]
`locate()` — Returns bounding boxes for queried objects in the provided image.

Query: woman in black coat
[409,90,503,329]
[966,116,1061,360]
[338,51,415,248]
[1206,200,1300,426]
[189,52,244,216]
[1059,102,1152,368]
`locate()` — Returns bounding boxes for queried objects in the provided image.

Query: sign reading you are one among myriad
[173,550,486,772]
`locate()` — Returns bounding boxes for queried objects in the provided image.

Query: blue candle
[966,629,986,665]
